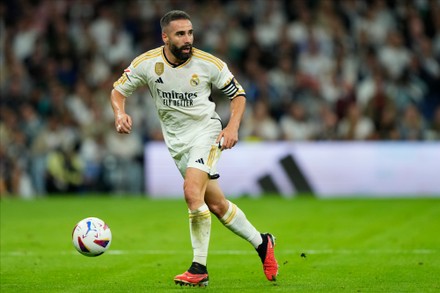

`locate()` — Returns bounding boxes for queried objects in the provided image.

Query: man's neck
[163,46,183,67]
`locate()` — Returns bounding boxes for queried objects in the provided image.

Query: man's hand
[216,95,246,150]
[115,113,132,134]
[216,127,238,150]
[110,89,132,134]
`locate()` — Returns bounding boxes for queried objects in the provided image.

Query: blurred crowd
[1,0,440,197]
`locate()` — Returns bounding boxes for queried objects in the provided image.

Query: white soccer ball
[72,217,112,257]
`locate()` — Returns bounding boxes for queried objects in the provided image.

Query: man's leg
[174,168,210,287]
[205,180,279,281]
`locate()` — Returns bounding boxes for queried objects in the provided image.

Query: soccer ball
[72,217,112,257]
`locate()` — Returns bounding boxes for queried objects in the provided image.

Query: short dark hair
[160,10,191,32]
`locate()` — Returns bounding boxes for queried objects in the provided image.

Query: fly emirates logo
[157,89,197,107]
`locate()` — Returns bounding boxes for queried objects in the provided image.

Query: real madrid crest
[155,62,164,76]
[190,74,200,87]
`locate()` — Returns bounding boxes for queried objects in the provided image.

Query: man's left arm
[216,94,246,150]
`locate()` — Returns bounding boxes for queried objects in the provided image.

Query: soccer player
[110,10,278,287]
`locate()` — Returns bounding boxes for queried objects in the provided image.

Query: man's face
[163,19,193,61]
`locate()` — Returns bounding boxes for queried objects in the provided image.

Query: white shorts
[170,119,222,178]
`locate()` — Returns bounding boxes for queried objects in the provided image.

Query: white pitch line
[107,249,438,255]
[1,249,438,257]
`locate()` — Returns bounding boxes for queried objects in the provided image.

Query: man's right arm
[110,89,132,134]
[111,57,149,134]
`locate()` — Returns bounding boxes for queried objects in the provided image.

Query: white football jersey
[113,46,246,149]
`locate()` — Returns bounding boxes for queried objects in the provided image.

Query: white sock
[189,203,211,266]
[220,201,263,248]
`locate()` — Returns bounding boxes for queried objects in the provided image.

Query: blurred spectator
[46,141,84,194]
[371,105,400,140]
[356,67,389,112]
[0,145,20,197]
[29,114,72,194]
[286,2,331,55]
[253,0,285,51]
[19,102,43,145]
[427,106,440,140]
[314,105,339,141]
[11,15,40,61]
[254,69,283,118]
[0,132,34,197]
[297,34,333,87]
[416,36,440,85]
[320,41,357,105]
[387,69,427,113]
[65,79,95,127]
[378,30,412,81]
[354,0,396,48]
[338,102,375,140]
[0,149,9,196]
[89,5,114,53]
[104,129,144,194]
[399,104,428,140]
[241,100,281,141]
[268,55,296,106]
[0,109,34,197]
[2,59,33,107]
[363,72,395,128]
[413,35,440,119]
[105,18,134,66]
[224,18,249,62]
[79,131,109,192]
[279,101,316,140]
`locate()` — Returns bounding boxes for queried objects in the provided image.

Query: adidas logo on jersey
[155,77,164,84]
[195,158,204,164]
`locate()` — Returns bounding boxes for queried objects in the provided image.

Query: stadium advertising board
[145,142,440,198]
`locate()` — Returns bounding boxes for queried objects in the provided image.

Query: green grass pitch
[1,196,439,292]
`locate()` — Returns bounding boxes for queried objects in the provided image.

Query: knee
[183,180,203,208]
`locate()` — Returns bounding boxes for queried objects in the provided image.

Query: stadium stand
[1,0,439,196]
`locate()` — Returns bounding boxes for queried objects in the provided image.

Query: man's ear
[162,32,168,44]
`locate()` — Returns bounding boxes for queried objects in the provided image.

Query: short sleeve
[113,63,147,97]
[213,63,246,100]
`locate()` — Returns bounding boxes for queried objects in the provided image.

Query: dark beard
[170,43,192,62]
